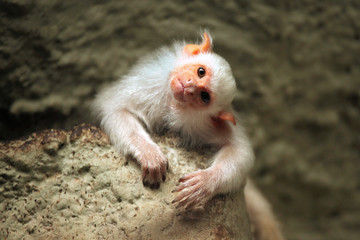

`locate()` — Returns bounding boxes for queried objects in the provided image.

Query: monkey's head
[170,32,237,125]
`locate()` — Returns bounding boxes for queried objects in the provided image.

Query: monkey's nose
[184,78,194,87]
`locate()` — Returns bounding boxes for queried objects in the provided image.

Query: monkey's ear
[218,111,236,126]
[184,32,212,56]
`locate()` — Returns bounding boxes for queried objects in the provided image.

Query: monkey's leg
[102,109,168,189]
[245,180,286,240]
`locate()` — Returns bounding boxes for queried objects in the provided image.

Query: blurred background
[0,0,359,239]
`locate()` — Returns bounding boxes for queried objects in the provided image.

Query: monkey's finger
[172,185,185,193]
[172,183,200,205]
[175,198,190,209]
[175,189,202,209]
[179,171,201,183]
[142,174,151,188]
[154,171,162,184]
[149,165,161,185]
[148,166,154,180]
[172,190,191,205]
[179,175,191,183]
[184,191,207,210]
[172,179,199,193]
[142,171,149,185]
[143,176,153,188]
[174,195,195,209]
[172,182,189,193]
[184,199,202,210]
[151,167,158,183]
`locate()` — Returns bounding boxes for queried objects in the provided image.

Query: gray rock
[0,123,252,240]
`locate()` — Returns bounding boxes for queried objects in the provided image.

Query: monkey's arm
[173,125,254,209]
[97,103,168,189]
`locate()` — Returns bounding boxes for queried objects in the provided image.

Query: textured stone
[0,123,251,240]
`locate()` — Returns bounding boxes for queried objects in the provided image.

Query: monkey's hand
[172,169,216,210]
[138,145,168,189]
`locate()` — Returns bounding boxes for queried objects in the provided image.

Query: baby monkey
[92,32,254,210]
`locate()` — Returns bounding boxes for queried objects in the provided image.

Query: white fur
[92,33,254,198]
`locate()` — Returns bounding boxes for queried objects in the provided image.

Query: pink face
[170,64,213,109]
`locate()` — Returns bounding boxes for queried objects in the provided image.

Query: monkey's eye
[200,91,210,104]
[197,67,206,78]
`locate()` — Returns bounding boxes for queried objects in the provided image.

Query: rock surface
[0,123,251,240]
